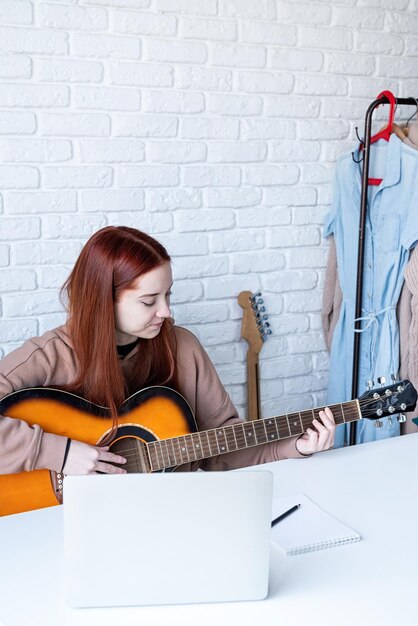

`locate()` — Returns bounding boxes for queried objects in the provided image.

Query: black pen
[271,503,301,527]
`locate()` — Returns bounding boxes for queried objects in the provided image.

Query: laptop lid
[63,470,273,608]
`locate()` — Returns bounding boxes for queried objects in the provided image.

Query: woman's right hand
[62,440,127,475]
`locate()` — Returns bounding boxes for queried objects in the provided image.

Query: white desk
[1,433,418,626]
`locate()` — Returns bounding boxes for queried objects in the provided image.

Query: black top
[117,338,139,359]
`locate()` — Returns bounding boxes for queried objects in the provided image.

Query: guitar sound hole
[109,437,151,473]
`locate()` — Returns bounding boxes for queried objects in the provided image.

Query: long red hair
[61,226,177,435]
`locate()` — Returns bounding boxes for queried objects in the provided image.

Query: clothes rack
[349,93,418,446]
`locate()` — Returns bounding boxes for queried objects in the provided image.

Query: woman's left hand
[295,407,336,456]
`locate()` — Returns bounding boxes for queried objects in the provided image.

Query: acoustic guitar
[0,380,416,516]
[238,290,271,420]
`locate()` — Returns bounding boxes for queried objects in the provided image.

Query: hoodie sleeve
[0,335,71,474]
[174,327,307,472]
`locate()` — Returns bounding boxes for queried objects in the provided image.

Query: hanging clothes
[389,121,418,151]
[323,133,418,447]
[323,238,418,437]
[398,121,418,150]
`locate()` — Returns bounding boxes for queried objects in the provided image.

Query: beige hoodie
[0,324,305,475]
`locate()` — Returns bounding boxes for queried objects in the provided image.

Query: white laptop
[63,470,273,608]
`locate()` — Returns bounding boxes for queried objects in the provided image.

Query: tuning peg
[264,328,272,335]
[257,297,264,305]
[259,305,266,312]
[262,314,268,320]
[388,416,393,426]
[377,376,386,386]
[391,374,398,383]
[254,292,261,297]
[398,414,407,423]
[366,380,374,390]
[375,420,383,428]
[263,321,270,327]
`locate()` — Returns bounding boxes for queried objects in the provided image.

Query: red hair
[61,226,177,437]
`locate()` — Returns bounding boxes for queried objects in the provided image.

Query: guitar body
[0,386,197,517]
[2,379,416,518]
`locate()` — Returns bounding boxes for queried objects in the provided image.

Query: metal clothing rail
[349,95,418,446]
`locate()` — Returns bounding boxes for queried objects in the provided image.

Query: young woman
[0,226,335,479]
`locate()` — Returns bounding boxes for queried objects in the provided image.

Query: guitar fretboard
[147,400,361,471]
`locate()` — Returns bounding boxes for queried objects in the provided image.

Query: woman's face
[114,262,173,345]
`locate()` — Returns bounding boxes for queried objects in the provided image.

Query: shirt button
[368,262,372,268]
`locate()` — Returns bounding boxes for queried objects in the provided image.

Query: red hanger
[362,90,396,186]
[370,90,396,144]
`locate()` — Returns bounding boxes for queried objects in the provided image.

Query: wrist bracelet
[60,437,72,474]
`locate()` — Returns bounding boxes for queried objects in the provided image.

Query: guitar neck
[147,399,361,472]
[247,351,261,421]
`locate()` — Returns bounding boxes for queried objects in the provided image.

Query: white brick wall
[0,0,417,420]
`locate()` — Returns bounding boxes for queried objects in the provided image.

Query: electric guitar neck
[238,291,271,420]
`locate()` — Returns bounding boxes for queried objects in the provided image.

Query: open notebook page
[271,493,361,555]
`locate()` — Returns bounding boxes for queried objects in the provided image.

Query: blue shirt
[324,134,418,446]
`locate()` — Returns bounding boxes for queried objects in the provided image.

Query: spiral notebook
[271,493,361,555]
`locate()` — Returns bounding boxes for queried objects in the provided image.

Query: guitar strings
[111,396,396,453]
[103,393,405,461]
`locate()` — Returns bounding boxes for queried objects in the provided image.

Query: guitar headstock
[359,379,417,422]
[238,290,272,355]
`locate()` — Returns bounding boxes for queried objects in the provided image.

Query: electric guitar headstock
[359,378,417,425]
[238,290,272,355]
